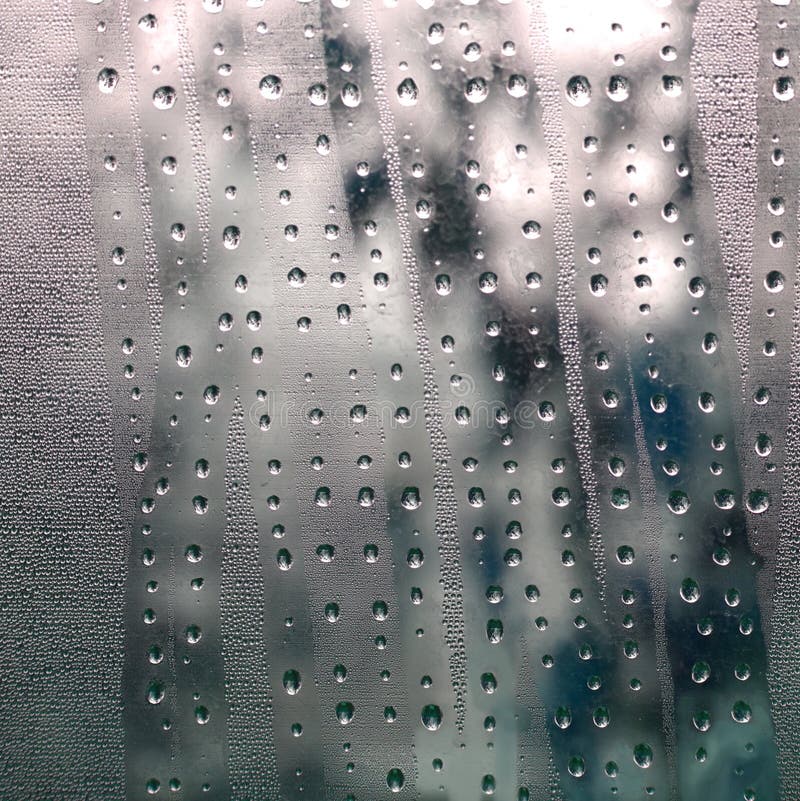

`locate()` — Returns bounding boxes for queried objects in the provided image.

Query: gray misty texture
[0,0,796,800]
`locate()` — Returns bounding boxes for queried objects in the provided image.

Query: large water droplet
[97,67,119,94]
[465,76,489,103]
[387,769,404,793]
[606,74,629,101]
[152,85,177,110]
[566,75,591,106]
[421,704,442,730]
[397,77,419,106]
[259,75,283,100]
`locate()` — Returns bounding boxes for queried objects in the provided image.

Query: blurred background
[0,0,795,799]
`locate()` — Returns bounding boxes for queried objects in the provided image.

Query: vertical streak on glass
[691,0,758,398]
[173,0,211,267]
[365,2,610,794]
[681,4,784,797]
[165,546,181,767]
[533,2,777,799]
[221,399,281,800]
[119,0,163,358]
[237,6,328,799]
[243,2,418,796]
[360,1,517,791]
[527,0,608,618]
[363,0,469,733]
[692,0,789,657]
[770,236,800,801]
[760,3,800,782]
[623,1,778,796]
[745,0,800,641]
[517,644,564,801]
[0,0,126,796]
[532,5,678,795]
[119,0,233,794]
[627,358,679,800]
[317,5,457,798]
[71,0,159,537]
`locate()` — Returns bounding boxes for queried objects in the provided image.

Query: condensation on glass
[0,0,797,800]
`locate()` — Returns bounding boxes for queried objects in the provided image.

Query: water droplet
[259,75,283,100]
[397,77,419,106]
[138,13,157,31]
[566,75,591,106]
[308,83,329,106]
[633,743,653,768]
[522,220,541,239]
[283,669,301,695]
[401,487,421,510]
[567,755,586,777]
[774,76,795,101]
[387,768,404,793]
[97,67,119,94]
[507,74,528,98]
[732,700,752,723]
[147,680,165,704]
[746,489,770,514]
[661,75,683,97]
[175,345,192,368]
[421,704,442,730]
[223,225,241,249]
[336,701,354,724]
[680,577,701,603]
[152,85,177,110]
[667,490,691,514]
[606,74,629,101]
[465,77,489,103]
[341,82,361,108]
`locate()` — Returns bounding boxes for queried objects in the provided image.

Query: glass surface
[0,0,796,799]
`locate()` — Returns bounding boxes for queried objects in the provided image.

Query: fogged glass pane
[1,0,797,799]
